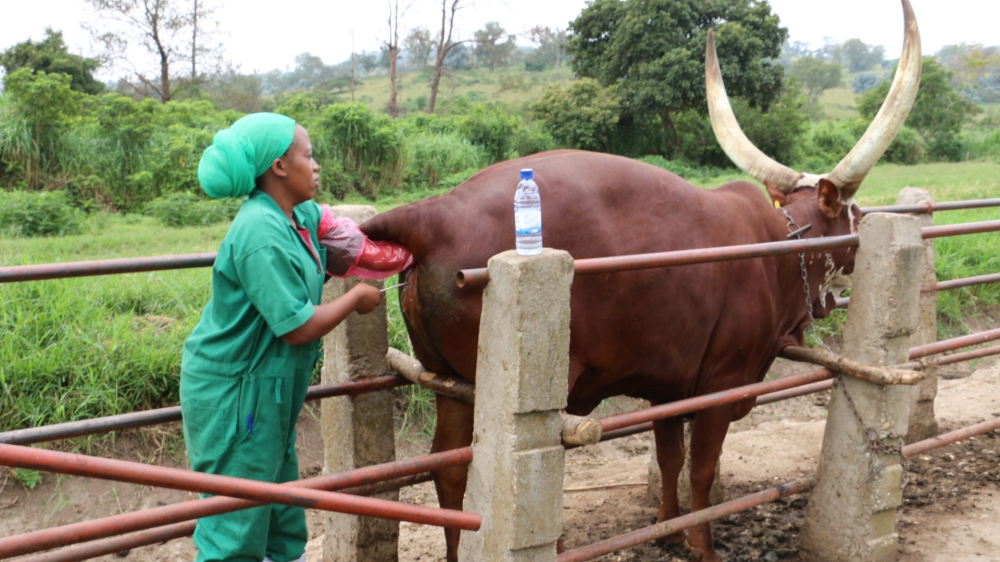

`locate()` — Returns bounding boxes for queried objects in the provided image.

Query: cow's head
[704,0,921,318]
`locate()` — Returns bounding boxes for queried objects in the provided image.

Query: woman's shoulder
[224,196,289,251]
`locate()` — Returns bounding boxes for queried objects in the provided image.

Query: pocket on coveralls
[182,401,235,462]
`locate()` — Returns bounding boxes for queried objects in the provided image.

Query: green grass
[1,161,997,435]
[816,87,860,120]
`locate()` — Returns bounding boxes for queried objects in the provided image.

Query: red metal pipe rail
[935,272,1000,292]
[0,253,217,284]
[459,219,1000,288]
[861,198,1000,215]
[922,219,1000,240]
[600,369,833,433]
[902,416,1000,457]
[909,327,1000,360]
[17,472,437,562]
[836,271,1000,309]
[557,477,814,562]
[930,345,1000,367]
[0,444,480,532]
[0,375,409,446]
[0,447,467,559]
[457,235,860,288]
[580,378,837,447]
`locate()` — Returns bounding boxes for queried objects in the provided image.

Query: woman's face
[281,125,320,204]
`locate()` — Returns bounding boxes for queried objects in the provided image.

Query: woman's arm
[281,283,382,345]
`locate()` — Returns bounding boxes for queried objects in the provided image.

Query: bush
[456,105,522,164]
[882,126,927,165]
[531,78,621,152]
[636,155,701,179]
[0,190,83,237]
[312,103,406,199]
[144,192,241,227]
[404,131,485,189]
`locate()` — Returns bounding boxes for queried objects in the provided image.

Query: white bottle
[514,168,543,256]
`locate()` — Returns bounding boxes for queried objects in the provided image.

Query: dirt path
[3,357,999,561]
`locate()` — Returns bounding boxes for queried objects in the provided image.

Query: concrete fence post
[458,249,574,562]
[896,187,940,441]
[320,205,398,562]
[800,212,925,562]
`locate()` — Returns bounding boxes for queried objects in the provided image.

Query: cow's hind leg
[431,394,475,562]
[686,404,736,562]
[652,416,686,546]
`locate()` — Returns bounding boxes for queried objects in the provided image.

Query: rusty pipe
[837,271,1000,310]
[0,444,480,535]
[0,447,470,558]
[909,328,1000,360]
[557,476,814,562]
[0,253,217,284]
[573,378,836,449]
[935,272,1000,292]
[599,369,833,433]
[457,235,860,288]
[861,198,1000,215]
[0,375,409,446]
[903,416,1000,457]
[930,345,1000,367]
[17,472,437,562]
[922,219,1000,240]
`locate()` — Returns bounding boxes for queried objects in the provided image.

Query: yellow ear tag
[774,200,781,208]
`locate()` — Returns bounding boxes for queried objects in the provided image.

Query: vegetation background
[0,0,998,455]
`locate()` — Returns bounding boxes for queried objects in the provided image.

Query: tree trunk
[387,46,399,117]
[191,0,198,80]
[161,53,171,102]
[428,55,445,114]
[661,107,678,150]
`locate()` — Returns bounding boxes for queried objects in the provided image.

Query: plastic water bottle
[514,168,543,255]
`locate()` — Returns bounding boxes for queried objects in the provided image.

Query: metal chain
[779,208,817,332]
[833,376,909,489]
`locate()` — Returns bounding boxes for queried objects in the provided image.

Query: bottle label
[515,209,542,235]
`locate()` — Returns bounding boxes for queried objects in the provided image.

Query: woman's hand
[349,283,381,315]
[281,282,381,345]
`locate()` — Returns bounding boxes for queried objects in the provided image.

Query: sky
[0,0,997,80]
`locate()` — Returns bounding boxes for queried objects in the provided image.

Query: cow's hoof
[685,544,723,562]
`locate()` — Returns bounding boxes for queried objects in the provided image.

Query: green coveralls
[181,190,326,562]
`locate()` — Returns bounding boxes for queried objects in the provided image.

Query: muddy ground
[3,356,1000,562]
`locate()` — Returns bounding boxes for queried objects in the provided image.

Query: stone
[800,212,924,562]
[320,205,399,562]
[896,188,940,442]
[459,250,574,562]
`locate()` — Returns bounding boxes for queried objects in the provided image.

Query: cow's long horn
[705,30,803,194]
[826,0,922,199]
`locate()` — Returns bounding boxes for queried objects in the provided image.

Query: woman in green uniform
[182,112,382,562]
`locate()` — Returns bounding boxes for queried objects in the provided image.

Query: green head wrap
[197,113,297,199]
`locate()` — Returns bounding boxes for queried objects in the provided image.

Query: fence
[0,193,998,561]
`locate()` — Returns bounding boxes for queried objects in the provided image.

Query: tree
[85,0,219,102]
[840,38,885,73]
[404,27,434,68]
[383,0,405,117]
[567,0,786,149]
[525,26,568,73]
[789,56,842,102]
[531,78,621,151]
[859,57,980,160]
[474,22,516,71]
[427,0,467,114]
[0,29,104,94]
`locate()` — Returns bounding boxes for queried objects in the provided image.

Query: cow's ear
[766,183,787,208]
[817,178,842,219]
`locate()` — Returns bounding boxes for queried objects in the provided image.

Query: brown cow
[360,2,921,559]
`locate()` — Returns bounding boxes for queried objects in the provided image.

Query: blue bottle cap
[520,169,533,180]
